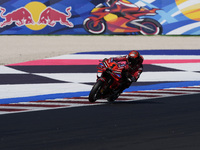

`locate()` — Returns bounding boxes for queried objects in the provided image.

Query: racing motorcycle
[83,3,162,35]
[89,59,126,103]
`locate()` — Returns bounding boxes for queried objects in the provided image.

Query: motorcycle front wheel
[83,18,106,34]
[139,18,162,35]
[89,80,104,103]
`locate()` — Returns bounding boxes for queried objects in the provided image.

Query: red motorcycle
[89,59,126,103]
[83,3,162,35]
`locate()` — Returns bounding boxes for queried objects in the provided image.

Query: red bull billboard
[0,0,200,35]
[0,1,74,32]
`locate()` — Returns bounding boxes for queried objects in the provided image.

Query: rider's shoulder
[139,55,144,63]
[120,55,128,60]
[116,55,127,59]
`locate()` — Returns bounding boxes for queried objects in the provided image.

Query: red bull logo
[0,2,74,30]
[38,7,73,27]
[0,7,34,27]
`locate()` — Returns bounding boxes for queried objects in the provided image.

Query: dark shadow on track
[108,99,164,105]
[0,94,200,150]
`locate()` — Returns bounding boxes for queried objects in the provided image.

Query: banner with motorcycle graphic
[0,0,199,35]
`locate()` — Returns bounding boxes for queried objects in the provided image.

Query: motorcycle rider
[105,0,140,20]
[103,50,143,94]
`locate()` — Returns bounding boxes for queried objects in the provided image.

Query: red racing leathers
[105,54,143,91]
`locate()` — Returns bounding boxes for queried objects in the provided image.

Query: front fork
[97,76,120,96]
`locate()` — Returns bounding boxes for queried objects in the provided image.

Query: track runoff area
[0,49,200,115]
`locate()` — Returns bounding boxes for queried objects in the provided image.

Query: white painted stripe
[0,83,92,99]
[192,85,200,88]
[139,72,200,82]
[144,55,200,60]
[34,73,97,83]
[0,106,42,110]
[155,63,200,71]
[123,92,161,95]
[0,66,28,74]
[170,87,200,90]
[17,102,94,108]
[0,112,7,114]
[46,54,200,60]
[167,88,200,92]
[35,71,200,84]
[120,90,197,100]
[134,90,186,93]
[119,96,159,100]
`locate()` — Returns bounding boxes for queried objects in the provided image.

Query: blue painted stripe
[125,81,200,92]
[0,92,90,105]
[75,50,200,55]
[0,81,199,104]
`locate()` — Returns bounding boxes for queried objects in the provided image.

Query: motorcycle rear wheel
[83,18,106,34]
[139,18,162,35]
[107,92,120,103]
[89,80,104,103]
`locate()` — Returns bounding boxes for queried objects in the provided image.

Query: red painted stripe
[0,108,28,112]
[128,91,185,95]
[33,100,102,104]
[121,94,161,97]
[0,104,68,107]
[145,59,200,64]
[116,98,135,100]
[64,97,89,99]
[134,90,184,95]
[7,59,99,66]
[7,59,200,66]
[64,97,134,101]
[163,89,200,92]
[183,86,200,89]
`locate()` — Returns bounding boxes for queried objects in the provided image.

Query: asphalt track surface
[1,93,200,150]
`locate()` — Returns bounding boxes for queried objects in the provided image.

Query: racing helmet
[128,50,140,65]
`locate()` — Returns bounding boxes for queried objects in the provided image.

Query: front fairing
[96,61,123,98]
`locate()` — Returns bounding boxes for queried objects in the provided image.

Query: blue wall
[0,0,200,35]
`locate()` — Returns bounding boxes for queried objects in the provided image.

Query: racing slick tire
[89,80,104,103]
[107,92,120,103]
[83,18,106,35]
